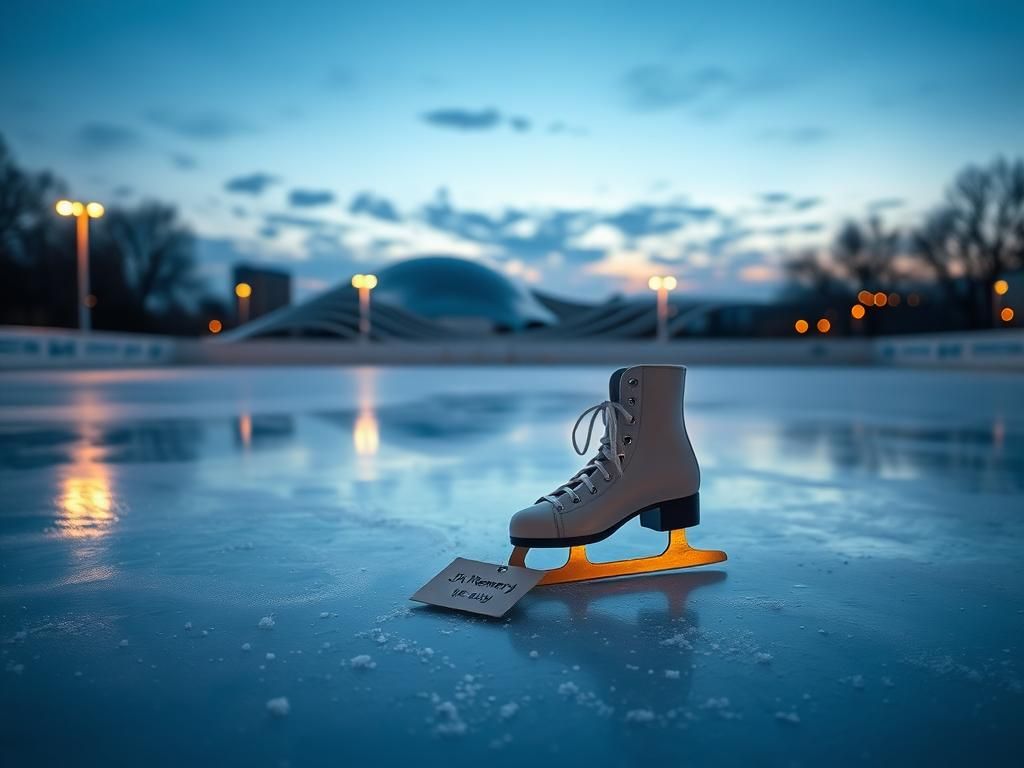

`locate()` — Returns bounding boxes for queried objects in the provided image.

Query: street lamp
[235,282,252,324]
[648,275,677,342]
[351,273,378,341]
[55,199,104,332]
[994,279,1009,327]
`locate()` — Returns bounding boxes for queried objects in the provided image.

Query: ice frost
[350,654,376,670]
[266,697,290,717]
[258,616,275,630]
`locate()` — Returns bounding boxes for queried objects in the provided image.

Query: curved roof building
[373,257,556,332]
[227,255,724,342]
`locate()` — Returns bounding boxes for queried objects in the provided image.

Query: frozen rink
[1,365,1022,766]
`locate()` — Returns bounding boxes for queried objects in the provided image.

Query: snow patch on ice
[266,697,290,717]
[350,654,376,670]
[258,616,275,630]
[625,709,655,723]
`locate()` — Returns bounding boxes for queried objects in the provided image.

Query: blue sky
[2,0,1022,301]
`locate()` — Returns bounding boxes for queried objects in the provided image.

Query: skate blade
[508,528,727,586]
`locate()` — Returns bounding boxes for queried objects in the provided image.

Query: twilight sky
[2,0,1023,301]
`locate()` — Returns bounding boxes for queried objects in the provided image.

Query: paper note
[410,558,545,618]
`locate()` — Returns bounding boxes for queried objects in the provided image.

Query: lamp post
[55,199,104,332]
[648,275,677,342]
[235,282,252,324]
[351,273,378,341]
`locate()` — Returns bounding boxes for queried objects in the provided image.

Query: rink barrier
[1,325,1022,370]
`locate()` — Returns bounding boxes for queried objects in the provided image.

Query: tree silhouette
[911,157,1024,327]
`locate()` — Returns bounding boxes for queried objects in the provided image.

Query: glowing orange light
[208,319,223,334]
[663,276,677,290]
[857,290,874,306]
[888,292,900,306]
[354,409,380,456]
[873,292,888,307]
[71,201,85,217]
[908,293,921,307]
[994,280,1009,296]
[1001,307,1015,322]
[851,304,866,319]
[234,282,252,299]
[364,274,378,289]
[238,413,252,449]
[56,200,75,216]
[794,319,809,334]
[816,318,831,334]
[86,202,104,218]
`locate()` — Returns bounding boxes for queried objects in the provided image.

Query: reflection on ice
[57,453,116,539]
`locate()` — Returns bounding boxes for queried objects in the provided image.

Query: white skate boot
[509,365,726,585]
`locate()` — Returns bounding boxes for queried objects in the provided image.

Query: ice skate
[509,365,726,585]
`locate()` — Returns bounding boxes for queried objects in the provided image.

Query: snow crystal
[499,702,519,720]
[775,711,800,724]
[557,681,579,696]
[258,616,275,630]
[625,709,655,723]
[350,654,376,670]
[319,612,329,619]
[265,652,276,661]
[754,652,773,664]
[433,701,466,736]
[184,622,193,631]
[528,650,539,659]
[701,697,730,710]
[266,697,290,717]
[118,639,129,648]
[664,669,681,679]
[241,643,251,652]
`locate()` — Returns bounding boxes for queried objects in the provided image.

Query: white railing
[1,325,1022,370]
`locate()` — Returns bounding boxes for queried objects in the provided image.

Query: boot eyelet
[589,488,597,494]
[627,397,636,405]
[572,497,580,503]
[628,415,635,424]
[623,436,632,445]
[556,504,564,512]
[628,378,638,386]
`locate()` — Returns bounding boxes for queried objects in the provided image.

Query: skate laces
[541,400,633,511]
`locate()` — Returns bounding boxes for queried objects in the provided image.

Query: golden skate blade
[508,528,727,586]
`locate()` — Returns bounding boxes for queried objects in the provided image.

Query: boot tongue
[608,367,628,403]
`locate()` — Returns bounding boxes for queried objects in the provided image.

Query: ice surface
[0,366,1022,766]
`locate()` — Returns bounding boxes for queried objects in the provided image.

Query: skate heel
[640,493,700,531]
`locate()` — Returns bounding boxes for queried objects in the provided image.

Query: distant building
[232,265,291,323]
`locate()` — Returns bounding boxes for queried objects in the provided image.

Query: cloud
[760,126,830,145]
[225,173,278,196]
[759,192,790,205]
[867,197,905,212]
[170,152,197,170]
[622,65,734,111]
[602,203,718,238]
[265,213,332,230]
[147,110,253,140]
[792,196,823,211]
[509,116,531,132]
[76,122,143,152]
[289,189,335,208]
[422,107,502,131]
[350,192,401,222]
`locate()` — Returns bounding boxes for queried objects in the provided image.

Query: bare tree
[784,217,901,298]
[911,157,1024,327]
[97,202,201,315]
